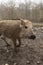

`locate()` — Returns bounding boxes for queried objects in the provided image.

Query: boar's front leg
[12,37,21,51]
[16,37,21,47]
[12,38,17,52]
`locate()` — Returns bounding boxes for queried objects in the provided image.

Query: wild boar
[0,19,36,51]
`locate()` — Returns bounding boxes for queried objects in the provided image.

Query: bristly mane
[12,19,20,20]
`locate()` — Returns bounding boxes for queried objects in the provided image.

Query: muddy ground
[0,27,43,65]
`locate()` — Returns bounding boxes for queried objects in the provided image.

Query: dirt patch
[0,27,43,65]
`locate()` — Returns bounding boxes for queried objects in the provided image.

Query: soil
[0,27,43,65]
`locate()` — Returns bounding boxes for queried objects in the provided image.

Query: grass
[33,23,43,27]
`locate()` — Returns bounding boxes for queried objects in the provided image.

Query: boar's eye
[25,26,28,29]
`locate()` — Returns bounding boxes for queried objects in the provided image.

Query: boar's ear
[21,19,24,25]
[20,19,24,25]
[20,19,24,27]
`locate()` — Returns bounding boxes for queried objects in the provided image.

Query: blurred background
[0,0,43,23]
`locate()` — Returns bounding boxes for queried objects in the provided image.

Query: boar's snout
[29,34,36,40]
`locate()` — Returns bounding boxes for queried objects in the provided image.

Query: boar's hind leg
[1,36,10,47]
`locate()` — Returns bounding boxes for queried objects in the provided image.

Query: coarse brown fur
[0,20,36,51]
